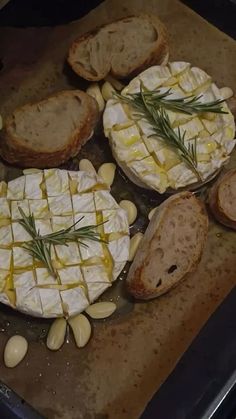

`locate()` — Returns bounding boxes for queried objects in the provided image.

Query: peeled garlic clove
[220,86,233,100]
[101,81,116,101]
[4,335,28,368]
[68,313,91,348]
[148,207,158,221]
[119,200,137,225]
[79,159,96,174]
[98,162,116,187]
[128,232,143,262]
[86,83,105,112]
[105,75,124,91]
[46,318,67,351]
[85,302,117,319]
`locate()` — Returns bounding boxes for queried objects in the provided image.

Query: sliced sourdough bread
[126,192,208,300]
[68,14,169,81]
[0,90,99,168]
[209,169,236,230]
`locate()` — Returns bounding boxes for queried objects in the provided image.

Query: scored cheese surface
[0,169,130,318]
[103,62,236,193]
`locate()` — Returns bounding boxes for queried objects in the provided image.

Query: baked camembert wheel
[0,169,130,318]
[103,62,235,193]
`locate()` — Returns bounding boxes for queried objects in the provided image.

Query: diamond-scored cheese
[0,198,10,218]
[0,225,13,246]
[58,266,83,285]
[11,200,30,220]
[13,247,33,268]
[82,264,111,303]
[25,173,43,199]
[48,193,72,216]
[55,243,81,266]
[29,199,49,219]
[14,271,43,317]
[44,169,69,196]
[0,249,11,270]
[35,219,52,236]
[12,222,32,242]
[94,190,119,211]
[103,61,235,193]
[0,170,130,318]
[72,193,95,213]
[60,287,89,317]
[103,100,131,132]
[0,269,8,291]
[103,208,129,234]
[7,177,25,200]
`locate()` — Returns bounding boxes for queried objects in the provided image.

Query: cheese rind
[82,264,111,303]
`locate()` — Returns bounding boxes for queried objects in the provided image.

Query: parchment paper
[0,1,235,418]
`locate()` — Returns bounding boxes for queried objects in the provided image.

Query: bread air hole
[156,279,162,288]
[167,265,177,274]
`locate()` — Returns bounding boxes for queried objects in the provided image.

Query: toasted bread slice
[126,192,208,300]
[68,15,169,81]
[0,90,99,168]
[209,169,236,230]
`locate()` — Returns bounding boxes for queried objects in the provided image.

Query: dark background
[0,0,235,42]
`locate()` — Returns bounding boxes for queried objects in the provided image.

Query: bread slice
[68,15,169,81]
[126,192,208,300]
[209,169,236,230]
[0,90,99,168]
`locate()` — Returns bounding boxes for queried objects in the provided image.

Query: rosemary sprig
[117,84,201,180]
[19,208,56,277]
[116,86,227,115]
[18,208,106,277]
[149,108,200,181]
[36,217,106,246]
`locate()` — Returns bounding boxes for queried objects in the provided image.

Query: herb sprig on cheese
[0,169,130,318]
[116,85,227,116]
[19,207,105,278]
[116,84,202,180]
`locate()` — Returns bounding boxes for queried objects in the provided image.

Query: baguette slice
[68,14,169,81]
[126,192,208,300]
[209,169,236,230]
[0,90,99,168]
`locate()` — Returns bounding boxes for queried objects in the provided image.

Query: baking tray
[0,0,235,418]
[141,286,236,419]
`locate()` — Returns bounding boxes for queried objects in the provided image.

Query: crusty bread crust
[68,14,169,81]
[209,169,236,230]
[0,90,99,168]
[126,192,209,300]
